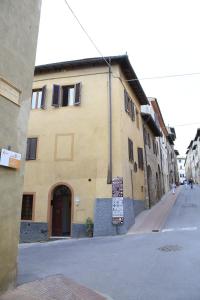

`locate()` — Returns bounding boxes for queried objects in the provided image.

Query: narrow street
[17,186,200,300]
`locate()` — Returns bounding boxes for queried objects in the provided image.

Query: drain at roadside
[158,245,182,252]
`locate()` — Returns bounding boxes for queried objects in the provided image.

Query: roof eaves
[141,113,162,137]
[35,55,149,106]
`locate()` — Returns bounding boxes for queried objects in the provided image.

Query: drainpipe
[107,58,112,184]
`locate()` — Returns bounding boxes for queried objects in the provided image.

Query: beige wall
[24,64,145,231]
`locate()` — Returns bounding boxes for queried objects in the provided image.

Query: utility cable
[63,0,200,83]
[63,0,111,69]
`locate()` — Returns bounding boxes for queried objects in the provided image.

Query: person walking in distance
[172,182,176,194]
[184,180,188,189]
[189,178,193,189]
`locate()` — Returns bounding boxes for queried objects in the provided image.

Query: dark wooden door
[52,197,63,236]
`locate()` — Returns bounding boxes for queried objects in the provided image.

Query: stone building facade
[185,129,200,184]
[141,104,163,208]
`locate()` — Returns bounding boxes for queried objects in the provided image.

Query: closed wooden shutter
[138,147,144,170]
[52,84,60,107]
[74,83,81,105]
[128,138,134,162]
[124,90,129,112]
[26,138,37,160]
[26,138,31,160]
[41,85,46,109]
[131,101,135,121]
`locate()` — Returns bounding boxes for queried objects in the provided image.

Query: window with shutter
[41,85,46,109]
[52,84,60,107]
[128,138,134,162]
[31,88,44,109]
[60,83,81,106]
[148,133,151,149]
[131,101,135,121]
[136,109,140,128]
[74,82,81,105]
[138,147,144,170]
[143,128,147,145]
[21,194,33,220]
[26,138,37,160]
[124,90,129,112]
[124,89,136,122]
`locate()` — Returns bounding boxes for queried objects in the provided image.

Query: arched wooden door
[52,185,71,236]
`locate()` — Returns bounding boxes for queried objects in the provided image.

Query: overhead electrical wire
[63,0,200,83]
[63,0,111,69]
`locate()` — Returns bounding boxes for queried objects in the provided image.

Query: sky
[36,0,200,156]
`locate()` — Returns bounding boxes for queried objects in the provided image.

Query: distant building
[177,157,186,184]
[141,102,163,207]
[185,129,200,184]
[0,0,41,294]
[166,127,179,185]
[149,98,171,194]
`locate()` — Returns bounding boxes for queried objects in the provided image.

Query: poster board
[112,177,124,224]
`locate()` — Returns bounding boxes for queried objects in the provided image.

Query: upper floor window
[128,138,134,162]
[31,86,46,109]
[148,133,151,149]
[26,138,38,160]
[124,90,135,121]
[52,83,81,107]
[21,194,33,220]
[153,140,156,154]
[136,109,140,129]
[137,147,144,170]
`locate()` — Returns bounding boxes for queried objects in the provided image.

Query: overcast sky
[36,0,200,156]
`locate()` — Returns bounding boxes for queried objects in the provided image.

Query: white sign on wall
[0,148,21,169]
[112,197,124,224]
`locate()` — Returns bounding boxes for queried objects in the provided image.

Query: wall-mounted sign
[112,197,124,224]
[0,77,21,105]
[112,177,124,224]
[0,148,21,169]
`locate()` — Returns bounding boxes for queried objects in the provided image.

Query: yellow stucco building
[21,55,149,241]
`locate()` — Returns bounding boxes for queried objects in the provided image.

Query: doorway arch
[51,185,72,236]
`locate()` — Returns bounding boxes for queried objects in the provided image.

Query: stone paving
[0,275,110,300]
[128,186,182,234]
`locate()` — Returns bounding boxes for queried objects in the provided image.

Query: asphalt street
[18,186,200,300]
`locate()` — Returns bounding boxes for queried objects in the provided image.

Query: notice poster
[0,148,21,169]
[112,197,124,224]
[112,177,124,224]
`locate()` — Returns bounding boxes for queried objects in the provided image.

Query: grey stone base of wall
[93,198,145,237]
[71,223,87,238]
[20,222,48,243]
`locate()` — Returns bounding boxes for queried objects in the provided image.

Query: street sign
[0,148,21,169]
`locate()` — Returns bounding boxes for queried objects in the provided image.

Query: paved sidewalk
[128,186,182,235]
[0,275,111,300]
